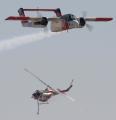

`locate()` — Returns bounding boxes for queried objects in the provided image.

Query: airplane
[24,68,74,115]
[5,7,113,32]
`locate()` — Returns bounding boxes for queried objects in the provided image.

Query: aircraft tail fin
[18,8,28,23]
[55,8,62,17]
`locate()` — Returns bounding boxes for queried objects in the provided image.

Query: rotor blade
[64,94,75,102]
[59,91,75,102]
[24,68,56,91]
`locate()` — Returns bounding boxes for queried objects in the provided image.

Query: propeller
[80,11,113,31]
[82,11,87,18]
[36,7,48,32]
[80,11,93,31]
[36,6,42,18]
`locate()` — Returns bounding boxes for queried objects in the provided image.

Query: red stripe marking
[5,16,30,21]
[96,18,113,21]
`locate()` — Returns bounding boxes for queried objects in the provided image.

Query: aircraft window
[61,14,76,21]
[68,15,76,21]
[70,15,76,20]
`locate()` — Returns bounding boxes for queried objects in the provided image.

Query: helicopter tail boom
[58,79,73,93]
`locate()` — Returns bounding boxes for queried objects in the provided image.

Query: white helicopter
[24,68,74,115]
[5,7,113,32]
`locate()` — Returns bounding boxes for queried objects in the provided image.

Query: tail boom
[58,80,73,93]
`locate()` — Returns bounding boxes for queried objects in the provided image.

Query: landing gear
[36,100,49,115]
[37,100,39,115]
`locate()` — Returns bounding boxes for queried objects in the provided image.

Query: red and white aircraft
[5,8,113,32]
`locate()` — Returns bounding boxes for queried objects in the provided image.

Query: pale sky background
[0,0,116,120]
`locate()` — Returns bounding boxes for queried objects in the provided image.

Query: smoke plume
[0,31,57,52]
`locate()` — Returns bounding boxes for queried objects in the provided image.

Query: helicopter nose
[32,91,41,99]
[32,93,36,99]
[31,95,34,98]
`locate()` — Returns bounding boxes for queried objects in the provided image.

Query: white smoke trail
[0,31,57,52]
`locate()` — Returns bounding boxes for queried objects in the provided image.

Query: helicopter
[5,7,113,32]
[24,68,74,115]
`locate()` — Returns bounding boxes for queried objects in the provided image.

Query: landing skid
[37,100,39,115]
[37,100,49,115]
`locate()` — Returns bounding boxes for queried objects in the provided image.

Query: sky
[0,0,116,120]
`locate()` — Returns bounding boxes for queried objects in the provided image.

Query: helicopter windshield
[61,14,77,21]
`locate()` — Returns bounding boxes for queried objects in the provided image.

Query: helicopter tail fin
[58,79,74,93]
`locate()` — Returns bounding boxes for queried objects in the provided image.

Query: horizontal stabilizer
[23,8,56,12]
[23,8,62,17]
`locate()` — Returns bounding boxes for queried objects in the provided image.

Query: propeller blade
[43,27,49,33]
[36,7,42,18]
[82,11,87,18]
[86,23,93,31]
[36,7,49,32]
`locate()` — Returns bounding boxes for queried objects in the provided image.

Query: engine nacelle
[51,19,63,32]
[33,17,48,26]
[79,17,86,27]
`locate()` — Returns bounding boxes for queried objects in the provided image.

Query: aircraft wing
[5,16,30,21]
[5,16,45,22]
[77,17,113,22]
[84,17,113,22]
[29,17,60,22]
[47,17,60,21]
[5,16,60,22]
